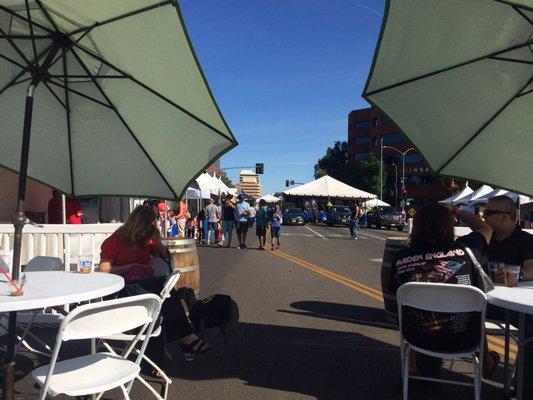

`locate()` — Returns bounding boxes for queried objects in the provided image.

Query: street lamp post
[381,145,415,205]
[391,162,398,208]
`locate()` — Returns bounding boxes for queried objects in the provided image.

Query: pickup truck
[366,206,406,231]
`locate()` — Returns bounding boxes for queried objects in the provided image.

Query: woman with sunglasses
[389,202,499,386]
[99,205,211,365]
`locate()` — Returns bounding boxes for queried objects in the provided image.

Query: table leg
[2,312,18,400]
[504,310,511,397]
[517,313,525,400]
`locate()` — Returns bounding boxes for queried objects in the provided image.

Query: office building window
[355,136,371,145]
[405,153,422,163]
[355,152,368,160]
[354,120,373,129]
[382,133,404,144]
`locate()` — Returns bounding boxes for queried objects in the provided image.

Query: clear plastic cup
[504,265,521,288]
[488,261,505,283]
[78,256,93,274]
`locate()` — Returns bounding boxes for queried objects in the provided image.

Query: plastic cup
[78,256,93,274]
[488,261,505,283]
[504,265,521,288]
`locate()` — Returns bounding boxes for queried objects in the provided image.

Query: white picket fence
[0,223,122,270]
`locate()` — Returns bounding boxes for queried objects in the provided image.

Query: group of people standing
[196,195,282,250]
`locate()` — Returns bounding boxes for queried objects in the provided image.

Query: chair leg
[473,354,481,400]
[403,345,410,400]
[120,384,132,400]
[136,375,166,400]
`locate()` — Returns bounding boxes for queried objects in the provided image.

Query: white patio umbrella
[364,0,533,195]
[0,2,237,396]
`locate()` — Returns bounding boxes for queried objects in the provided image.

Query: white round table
[0,271,124,312]
[487,282,533,400]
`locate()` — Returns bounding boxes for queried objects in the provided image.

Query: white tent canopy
[283,175,376,199]
[362,198,390,208]
[439,185,473,205]
[195,173,218,194]
[260,194,281,203]
[460,184,493,204]
[186,187,210,200]
[471,188,531,205]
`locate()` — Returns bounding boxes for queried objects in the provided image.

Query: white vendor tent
[186,187,211,200]
[195,173,218,194]
[439,185,473,205]
[363,198,390,208]
[471,188,531,205]
[283,175,376,199]
[460,185,493,204]
[260,194,281,203]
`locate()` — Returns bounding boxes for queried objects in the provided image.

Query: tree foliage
[314,141,384,195]
[219,174,234,188]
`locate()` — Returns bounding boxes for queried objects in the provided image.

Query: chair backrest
[59,294,161,341]
[25,256,63,272]
[160,269,182,300]
[396,282,486,315]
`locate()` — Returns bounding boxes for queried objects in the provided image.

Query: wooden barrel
[381,237,408,324]
[162,237,200,296]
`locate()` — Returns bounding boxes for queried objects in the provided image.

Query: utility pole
[380,137,383,201]
[382,145,414,204]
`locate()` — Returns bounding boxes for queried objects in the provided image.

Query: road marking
[270,249,517,359]
[359,232,387,241]
[304,225,327,239]
[369,258,383,263]
[281,233,314,237]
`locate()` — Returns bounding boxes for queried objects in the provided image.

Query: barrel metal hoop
[169,248,196,254]
[176,265,199,273]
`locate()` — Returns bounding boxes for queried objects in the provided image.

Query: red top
[47,197,83,224]
[100,233,157,266]
[66,199,83,224]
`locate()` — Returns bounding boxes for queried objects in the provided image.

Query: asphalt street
[6,224,512,399]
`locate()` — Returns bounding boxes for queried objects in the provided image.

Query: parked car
[326,206,351,227]
[366,206,406,231]
[282,208,306,226]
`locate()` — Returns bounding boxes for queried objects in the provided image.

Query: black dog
[176,287,243,356]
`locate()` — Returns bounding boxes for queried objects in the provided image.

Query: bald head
[485,195,517,237]
[487,195,517,219]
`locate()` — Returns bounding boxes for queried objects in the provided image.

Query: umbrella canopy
[0,1,237,199]
[439,185,474,205]
[362,198,390,208]
[283,175,377,199]
[364,0,533,195]
[260,194,281,203]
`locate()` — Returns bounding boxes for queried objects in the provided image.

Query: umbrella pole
[3,41,61,400]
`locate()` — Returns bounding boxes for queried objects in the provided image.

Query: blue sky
[179,0,385,195]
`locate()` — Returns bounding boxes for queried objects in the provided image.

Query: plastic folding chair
[31,293,161,400]
[397,282,487,400]
[98,269,182,400]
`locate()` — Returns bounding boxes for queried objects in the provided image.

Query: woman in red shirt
[99,205,210,358]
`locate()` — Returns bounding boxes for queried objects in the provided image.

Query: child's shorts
[271,226,281,238]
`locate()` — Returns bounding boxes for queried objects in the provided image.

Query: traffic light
[285,179,289,187]
[255,163,264,174]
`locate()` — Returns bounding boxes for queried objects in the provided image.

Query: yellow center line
[270,249,517,359]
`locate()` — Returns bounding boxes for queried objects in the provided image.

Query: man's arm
[523,260,533,281]
[452,206,492,244]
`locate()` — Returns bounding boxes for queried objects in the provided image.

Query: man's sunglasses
[484,209,513,216]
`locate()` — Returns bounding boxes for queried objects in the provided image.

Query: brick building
[348,107,449,207]
[236,169,262,199]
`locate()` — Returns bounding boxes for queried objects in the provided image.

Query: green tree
[314,141,384,196]
[219,174,234,188]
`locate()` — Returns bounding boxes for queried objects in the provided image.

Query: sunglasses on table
[484,209,513,216]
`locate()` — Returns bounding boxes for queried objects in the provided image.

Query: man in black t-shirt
[484,195,533,394]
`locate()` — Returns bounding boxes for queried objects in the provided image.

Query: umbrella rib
[437,77,533,174]
[42,81,66,110]
[73,44,235,143]
[0,5,52,33]
[0,34,51,39]
[366,40,533,96]
[34,0,60,32]
[70,48,179,199]
[0,26,30,66]
[517,88,533,98]
[62,51,75,196]
[489,56,533,65]
[512,5,533,24]
[24,0,37,59]
[494,0,533,14]
[68,1,173,36]
[46,79,113,110]
[0,50,27,70]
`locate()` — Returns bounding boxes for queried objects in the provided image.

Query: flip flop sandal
[180,338,211,354]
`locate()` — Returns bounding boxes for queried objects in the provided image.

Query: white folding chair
[397,282,487,400]
[98,269,182,400]
[31,293,161,400]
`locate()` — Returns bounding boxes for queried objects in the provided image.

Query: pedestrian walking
[205,198,220,245]
[349,202,362,239]
[255,199,269,250]
[177,199,188,237]
[221,196,236,248]
[271,204,283,250]
[235,195,252,249]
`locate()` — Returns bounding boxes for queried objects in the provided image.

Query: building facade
[237,169,262,199]
[348,107,449,207]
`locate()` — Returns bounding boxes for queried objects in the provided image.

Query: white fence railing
[0,223,121,270]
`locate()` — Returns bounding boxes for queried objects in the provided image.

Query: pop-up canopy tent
[260,194,281,203]
[459,184,493,204]
[439,185,474,205]
[283,175,377,200]
[363,198,391,208]
[471,188,531,205]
